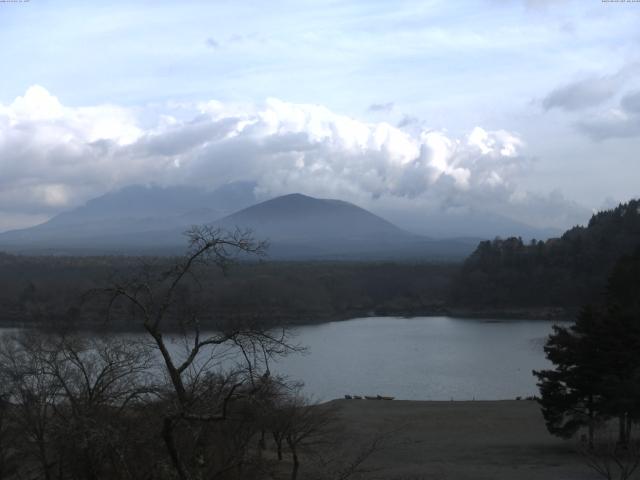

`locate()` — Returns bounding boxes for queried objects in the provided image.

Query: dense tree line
[452,199,640,309]
[0,254,456,329]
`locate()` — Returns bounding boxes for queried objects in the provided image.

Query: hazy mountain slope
[0,188,477,259]
[391,209,561,241]
[0,182,258,248]
[213,194,476,260]
[217,193,409,241]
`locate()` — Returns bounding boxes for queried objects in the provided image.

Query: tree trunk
[162,417,190,480]
[287,437,299,480]
[37,440,52,480]
[273,432,283,460]
[618,414,630,447]
[588,397,594,450]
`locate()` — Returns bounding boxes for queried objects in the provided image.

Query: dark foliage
[452,199,640,309]
[0,254,457,329]
[534,248,640,447]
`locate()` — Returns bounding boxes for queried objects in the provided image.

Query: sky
[1,0,639,233]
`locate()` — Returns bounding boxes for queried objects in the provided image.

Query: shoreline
[0,311,573,333]
[0,308,573,333]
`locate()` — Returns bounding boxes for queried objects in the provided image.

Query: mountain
[211,193,477,260]
[379,207,562,241]
[0,189,477,260]
[451,199,640,309]
[218,193,407,241]
[0,182,258,252]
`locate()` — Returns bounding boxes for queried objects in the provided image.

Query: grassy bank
[315,399,596,480]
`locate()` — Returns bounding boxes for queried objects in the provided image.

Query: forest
[0,254,456,329]
[451,199,640,311]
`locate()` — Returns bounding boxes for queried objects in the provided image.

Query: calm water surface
[266,316,565,401]
[6,316,565,402]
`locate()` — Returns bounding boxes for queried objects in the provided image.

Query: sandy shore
[325,399,597,480]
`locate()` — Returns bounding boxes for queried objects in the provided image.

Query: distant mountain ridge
[0,182,259,249]
[217,193,411,241]
[389,208,561,241]
[0,186,477,260]
[208,193,469,259]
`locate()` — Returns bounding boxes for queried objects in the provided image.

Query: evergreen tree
[534,305,607,447]
[534,248,640,446]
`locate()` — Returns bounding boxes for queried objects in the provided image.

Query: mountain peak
[217,193,411,240]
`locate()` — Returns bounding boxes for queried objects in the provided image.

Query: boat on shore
[359,395,395,400]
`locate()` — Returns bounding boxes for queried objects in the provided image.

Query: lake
[3,316,566,402]
[265,316,565,401]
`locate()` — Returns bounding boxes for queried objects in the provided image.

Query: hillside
[451,199,640,309]
[0,189,477,260]
[213,193,476,260]
[0,182,258,252]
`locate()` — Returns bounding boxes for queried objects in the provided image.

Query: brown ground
[323,399,599,480]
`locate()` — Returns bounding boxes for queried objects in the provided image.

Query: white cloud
[0,86,581,232]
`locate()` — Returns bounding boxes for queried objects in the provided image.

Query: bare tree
[261,386,378,480]
[0,330,156,480]
[0,331,62,480]
[103,226,300,480]
[282,396,335,480]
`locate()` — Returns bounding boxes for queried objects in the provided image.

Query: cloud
[0,85,582,232]
[524,0,570,10]
[397,114,419,128]
[542,74,621,112]
[575,90,640,140]
[0,86,144,216]
[621,90,640,114]
[542,63,640,112]
[205,37,220,49]
[204,33,263,51]
[368,102,394,113]
[576,109,640,141]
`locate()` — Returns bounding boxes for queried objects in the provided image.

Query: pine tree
[534,248,640,446]
[534,306,607,447]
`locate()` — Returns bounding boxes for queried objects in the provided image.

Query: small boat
[344,395,352,399]
[377,395,394,400]
[364,395,378,400]
[353,395,362,399]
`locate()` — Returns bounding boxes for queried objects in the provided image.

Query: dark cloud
[575,89,640,140]
[576,114,640,141]
[621,90,640,114]
[542,63,640,112]
[542,75,620,111]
